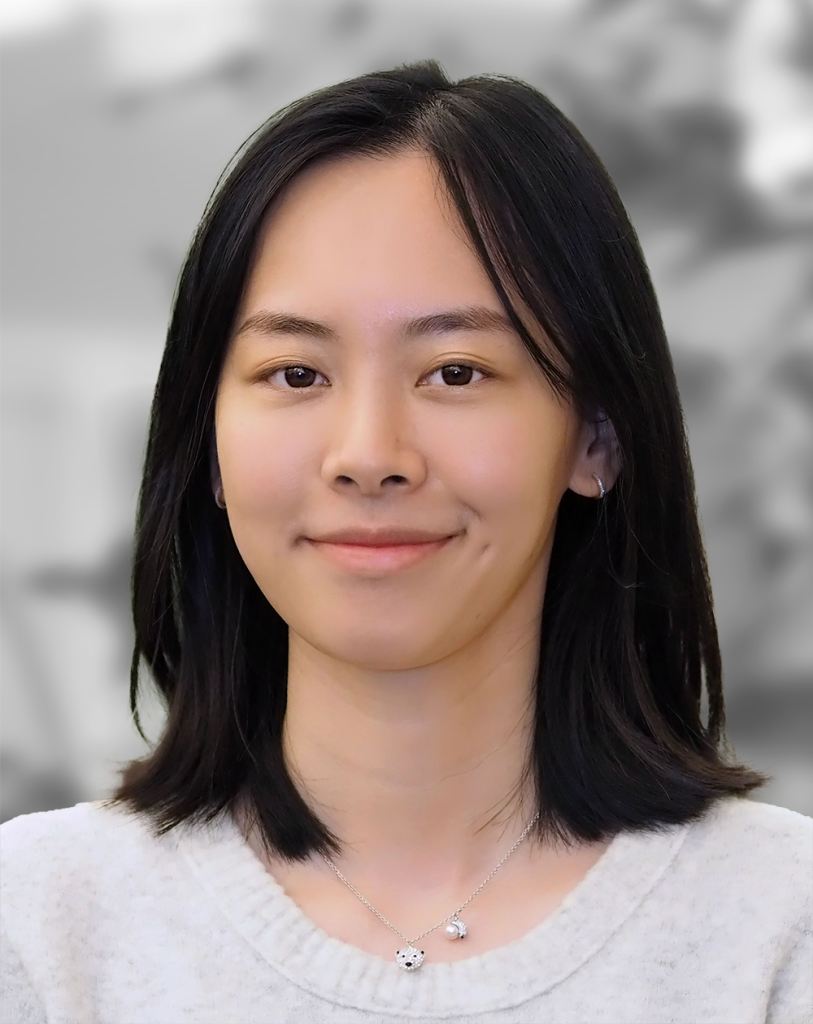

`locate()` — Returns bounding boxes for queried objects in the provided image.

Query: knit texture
[1,794,810,1024]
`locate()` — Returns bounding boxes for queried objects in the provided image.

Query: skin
[215,148,619,961]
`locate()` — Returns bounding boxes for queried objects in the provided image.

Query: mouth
[306,536,456,573]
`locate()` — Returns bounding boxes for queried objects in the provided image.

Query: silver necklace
[319,810,540,971]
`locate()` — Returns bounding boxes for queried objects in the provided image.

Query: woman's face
[215,149,594,669]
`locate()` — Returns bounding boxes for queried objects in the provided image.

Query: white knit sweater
[1,794,810,1024]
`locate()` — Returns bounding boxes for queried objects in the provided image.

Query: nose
[319,380,428,496]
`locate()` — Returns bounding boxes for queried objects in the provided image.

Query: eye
[264,365,326,390]
[261,362,491,391]
[424,363,490,388]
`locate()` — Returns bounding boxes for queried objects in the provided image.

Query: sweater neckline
[177,808,690,1018]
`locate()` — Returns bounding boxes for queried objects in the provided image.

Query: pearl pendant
[444,915,467,939]
[395,945,425,971]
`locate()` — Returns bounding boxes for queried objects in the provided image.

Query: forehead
[241,149,491,308]
[261,147,460,239]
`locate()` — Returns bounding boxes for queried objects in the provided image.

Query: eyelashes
[259,362,493,392]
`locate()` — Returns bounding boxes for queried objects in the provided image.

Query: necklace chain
[319,811,540,945]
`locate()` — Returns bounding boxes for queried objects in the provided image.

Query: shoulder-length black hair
[102,59,766,860]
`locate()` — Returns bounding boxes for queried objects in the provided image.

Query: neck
[275,615,542,897]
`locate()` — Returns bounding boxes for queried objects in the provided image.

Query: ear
[567,408,621,499]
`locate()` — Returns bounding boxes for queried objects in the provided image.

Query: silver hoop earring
[214,487,226,510]
[592,474,606,499]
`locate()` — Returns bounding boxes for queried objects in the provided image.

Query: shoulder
[677,796,812,919]
[2,798,147,850]
[0,799,176,893]
[690,795,812,859]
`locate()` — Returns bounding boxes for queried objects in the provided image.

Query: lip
[308,527,457,545]
[307,536,456,573]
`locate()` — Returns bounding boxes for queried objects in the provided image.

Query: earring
[214,486,226,509]
[592,474,606,499]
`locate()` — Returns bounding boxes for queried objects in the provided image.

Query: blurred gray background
[2,0,812,824]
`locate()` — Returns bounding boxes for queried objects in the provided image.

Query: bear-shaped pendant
[395,945,425,971]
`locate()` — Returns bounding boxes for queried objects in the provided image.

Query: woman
[2,60,810,1024]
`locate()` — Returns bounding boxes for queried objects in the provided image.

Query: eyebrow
[233,305,516,343]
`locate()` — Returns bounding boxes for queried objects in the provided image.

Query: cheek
[438,402,574,533]
[215,404,313,609]
[216,406,308,513]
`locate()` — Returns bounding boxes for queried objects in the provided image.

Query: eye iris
[440,364,473,386]
[284,366,317,388]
